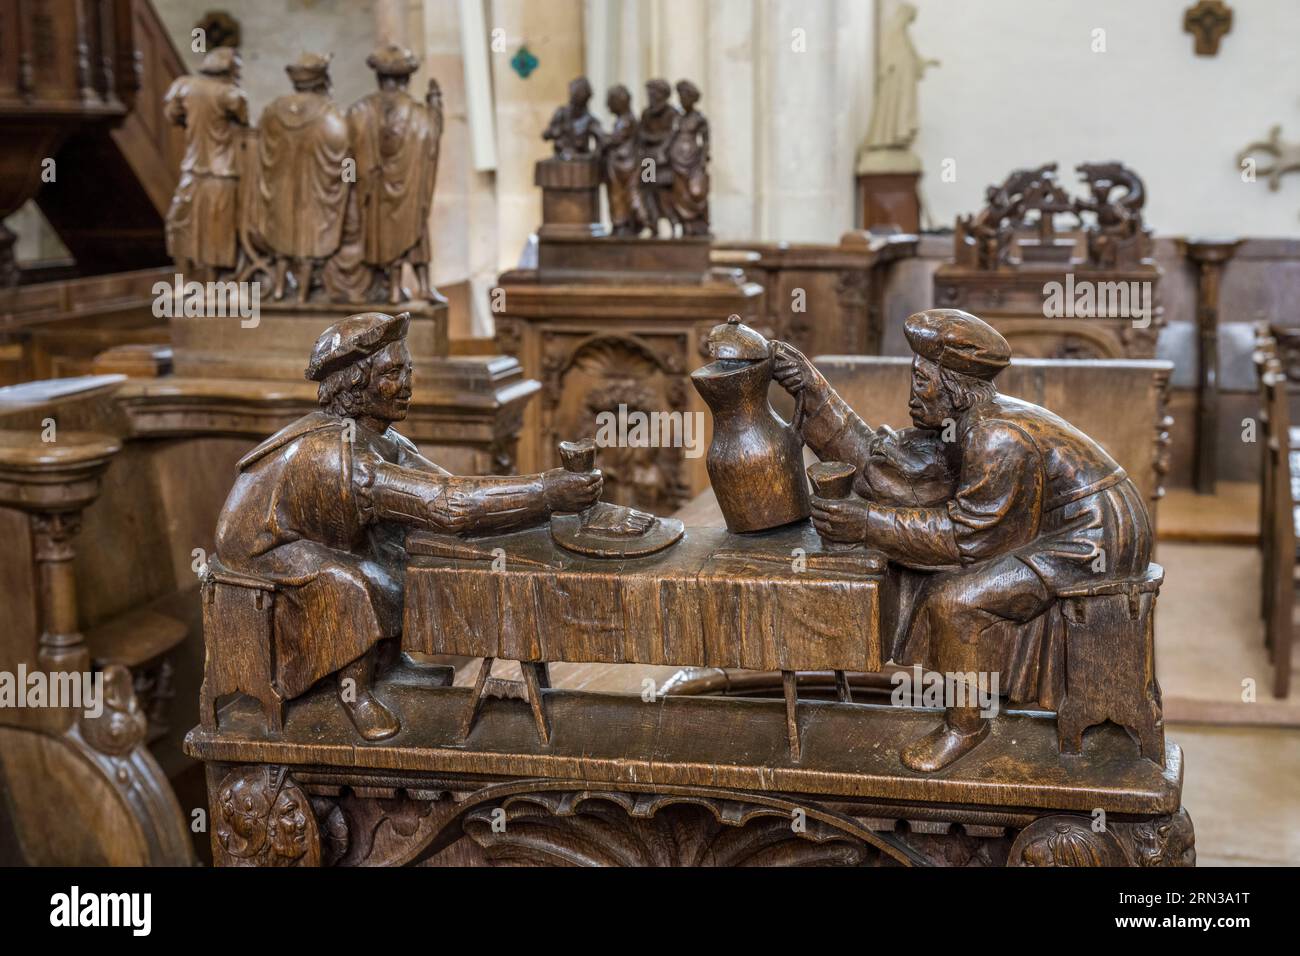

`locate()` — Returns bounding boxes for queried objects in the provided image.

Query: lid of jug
[705,315,770,361]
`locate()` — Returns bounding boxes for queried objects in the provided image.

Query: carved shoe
[343,690,401,741]
[900,717,990,773]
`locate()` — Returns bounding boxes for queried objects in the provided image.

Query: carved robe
[163,74,249,268]
[346,90,440,269]
[604,110,644,234]
[255,91,350,259]
[668,110,709,234]
[636,102,681,226]
[214,412,551,698]
[801,387,1153,709]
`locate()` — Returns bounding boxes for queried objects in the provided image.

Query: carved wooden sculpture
[162,48,249,280]
[668,81,710,237]
[773,309,1160,770]
[636,78,682,234]
[543,76,603,160]
[164,44,444,306]
[940,160,1162,360]
[252,53,349,303]
[202,311,601,740]
[602,85,644,236]
[189,309,1187,867]
[346,45,443,303]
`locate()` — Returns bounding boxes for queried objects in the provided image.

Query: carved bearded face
[356,341,414,426]
[908,356,954,430]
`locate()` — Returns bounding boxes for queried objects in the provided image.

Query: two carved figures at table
[544,76,710,237]
[955,161,1153,271]
[162,45,443,304]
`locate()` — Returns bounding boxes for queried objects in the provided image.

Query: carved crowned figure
[254,53,350,301]
[212,312,602,741]
[344,45,444,302]
[774,309,1153,771]
[162,47,249,277]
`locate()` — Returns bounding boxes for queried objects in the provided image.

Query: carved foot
[901,711,989,772]
[342,689,400,741]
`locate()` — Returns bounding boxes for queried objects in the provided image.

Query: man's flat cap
[286,52,332,84]
[306,312,410,382]
[904,309,1010,380]
[366,43,420,77]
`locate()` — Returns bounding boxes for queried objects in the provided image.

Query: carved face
[646,82,669,107]
[356,341,414,426]
[268,790,311,862]
[570,78,592,108]
[908,356,953,429]
[607,86,630,114]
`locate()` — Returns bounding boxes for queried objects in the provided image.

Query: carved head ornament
[366,43,420,78]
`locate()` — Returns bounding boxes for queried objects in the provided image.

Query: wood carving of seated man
[213,312,602,741]
[772,309,1153,771]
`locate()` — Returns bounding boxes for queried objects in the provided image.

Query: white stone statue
[857,2,939,175]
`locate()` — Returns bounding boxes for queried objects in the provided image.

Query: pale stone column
[705,0,758,238]
[654,0,707,86]
[489,0,586,273]
[758,0,840,241]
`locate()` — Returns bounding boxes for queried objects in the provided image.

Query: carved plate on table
[550,501,684,558]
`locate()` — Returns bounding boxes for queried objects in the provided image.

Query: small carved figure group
[163,45,443,304]
[543,76,710,237]
[953,161,1153,270]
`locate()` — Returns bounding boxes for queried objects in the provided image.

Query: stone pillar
[760,0,840,241]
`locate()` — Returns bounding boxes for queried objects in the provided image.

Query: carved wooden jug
[691,316,811,533]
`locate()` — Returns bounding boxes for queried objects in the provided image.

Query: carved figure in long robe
[857,2,939,174]
[341,45,443,303]
[773,309,1153,772]
[602,85,645,236]
[254,53,349,302]
[213,312,603,740]
[667,80,710,237]
[636,78,681,234]
[163,48,249,276]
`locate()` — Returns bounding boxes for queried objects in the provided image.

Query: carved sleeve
[355,453,552,535]
[799,380,879,476]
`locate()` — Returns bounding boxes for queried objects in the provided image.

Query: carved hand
[543,468,604,513]
[772,341,821,396]
[810,495,871,544]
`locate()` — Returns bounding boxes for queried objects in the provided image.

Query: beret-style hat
[286,52,332,83]
[903,309,1010,380]
[366,43,419,77]
[305,312,410,382]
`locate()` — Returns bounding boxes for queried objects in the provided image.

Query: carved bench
[1056,563,1165,764]
[199,559,283,734]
